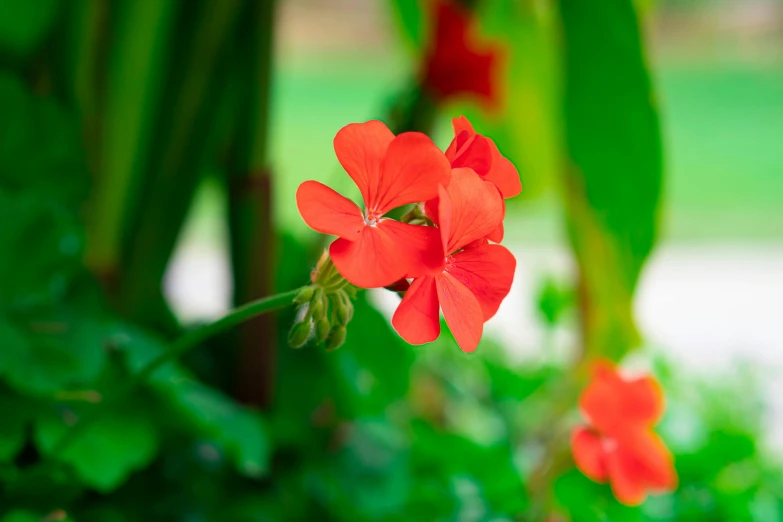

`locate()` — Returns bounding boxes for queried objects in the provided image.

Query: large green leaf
[35,400,158,492]
[557,0,663,358]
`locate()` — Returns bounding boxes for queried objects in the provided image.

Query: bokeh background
[0,0,782,520]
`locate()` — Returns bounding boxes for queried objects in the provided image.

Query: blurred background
[0,0,782,520]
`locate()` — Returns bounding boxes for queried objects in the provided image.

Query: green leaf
[35,401,158,492]
[0,308,107,397]
[0,192,83,311]
[388,0,428,50]
[0,511,39,522]
[557,0,662,358]
[0,0,61,62]
[328,294,414,417]
[0,393,30,462]
[160,377,270,478]
[0,73,89,207]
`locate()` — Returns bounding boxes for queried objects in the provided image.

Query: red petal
[385,278,411,293]
[392,276,440,345]
[606,444,648,506]
[330,220,442,288]
[421,1,501,106]
[484,137,522,198]
[580,363,665,433]
[625,376,665,426]
[447,243,515,321]
[618,430,678,492]
[436,272,483,352]
[296,181,363,239]
[606,429,677,505]
[452,115,475,136]
[486,222,504,243]
[334,120,394,206]
[438,168,504,254]
[447,131,492,176]
[571,427,609,482]
[373,132,451,213]
[423,197,440,226]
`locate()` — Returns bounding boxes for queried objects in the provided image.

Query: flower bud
[315,318,330,344]
[311,288,327,320]
[325,325,347,352]
[333,291,353,326]
[294,286,315,304]
[288,320,311,349]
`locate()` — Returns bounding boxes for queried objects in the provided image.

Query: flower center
[364,209,381,226]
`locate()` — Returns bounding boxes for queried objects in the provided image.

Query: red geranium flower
[571,362,678,506]
[296,120,451,288]
[392,168,516,352]
[426,115,522,242]
[421,0,503,107]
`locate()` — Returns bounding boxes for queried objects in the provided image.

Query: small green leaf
[34,401,158,492]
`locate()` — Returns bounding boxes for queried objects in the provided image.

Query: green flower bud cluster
[287,251,356,351]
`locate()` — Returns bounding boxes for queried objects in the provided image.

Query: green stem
[49,289,298,456]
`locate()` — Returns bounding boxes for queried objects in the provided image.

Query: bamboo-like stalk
[224,0,279,408]
[117,0,243,333]
[84,1,176,285]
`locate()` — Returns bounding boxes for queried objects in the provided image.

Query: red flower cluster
[571,362,678,505]
[421,0,503,107]
[296,117,520,352]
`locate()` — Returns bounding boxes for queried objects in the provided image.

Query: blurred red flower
[426,115,521,242]
[571,362,678,505]
[296,120,450,288]
[421,0,503,107]
[392,168,516,352]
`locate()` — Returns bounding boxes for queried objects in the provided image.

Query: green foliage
[0,0,60,63]
[388,0,428,51]
[558,0,663,359]
[0,0,776,520]
[35,400,158,491]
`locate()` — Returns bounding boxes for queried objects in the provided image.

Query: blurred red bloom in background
[392,168,516,352]
[421,1,503,107]
[296,120,450,288]
[571,362,678,505]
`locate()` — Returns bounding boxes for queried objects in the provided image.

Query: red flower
[391,168,516,352]
[421,0,503,107]
[571,362,678,506]
[296,120,451,288]
[426,116,522,242]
